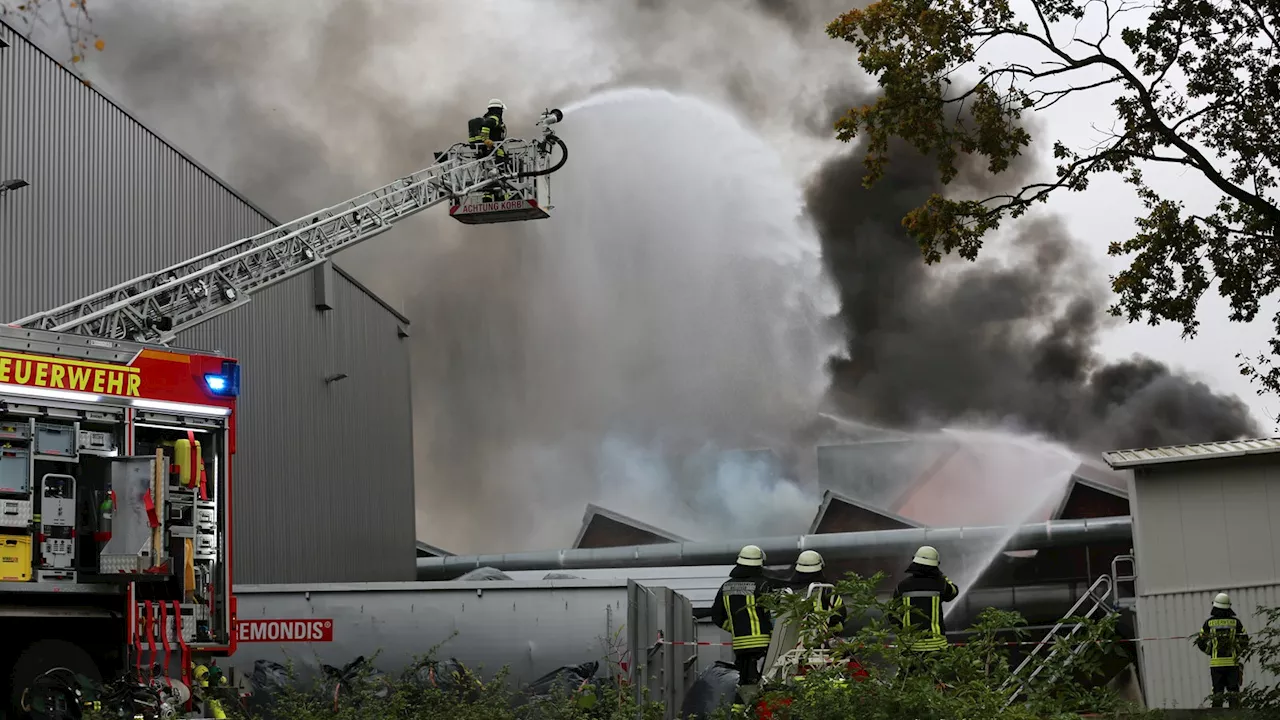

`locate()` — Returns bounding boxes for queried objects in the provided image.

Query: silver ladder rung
[1000,574,1116,707]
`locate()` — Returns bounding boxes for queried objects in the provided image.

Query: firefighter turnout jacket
[893,563,959,651]
[712,566,777,651]
[1198,607,1249,667]
[481,113,506,143]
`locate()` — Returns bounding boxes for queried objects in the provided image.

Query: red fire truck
[0,113,567,716]
[0,328,239,711]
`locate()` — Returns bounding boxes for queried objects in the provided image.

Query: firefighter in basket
[466,98,510,203]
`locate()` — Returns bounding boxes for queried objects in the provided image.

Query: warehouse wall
[1135,585,1280,709]
[0,22,416,583]
[1128,453,1280,708]
[1130,455,1280,595]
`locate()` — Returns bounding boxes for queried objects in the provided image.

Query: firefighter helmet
[1213,592,1232,609]
[487,98,506,111]
[736,544,765,567]
[795,550,824,573]
[912,545,940,567]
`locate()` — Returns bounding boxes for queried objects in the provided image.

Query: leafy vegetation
[74,573,1164,720]
[741,572,1144,719]
[68,574,1280,717]
[1235,603,1280,713]
[826,0,1280,401]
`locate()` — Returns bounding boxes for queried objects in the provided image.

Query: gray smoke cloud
[36,0,1261,553]
[810,125,1262,450]
[65,0,858,552]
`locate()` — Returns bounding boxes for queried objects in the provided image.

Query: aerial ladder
[0,110,566,719]
[12,109,568,344]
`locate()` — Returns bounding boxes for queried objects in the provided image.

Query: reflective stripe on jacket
[1199,613,1248,667]
[712,572,776,651]
[480,113,506,141]
[893,569,959,652]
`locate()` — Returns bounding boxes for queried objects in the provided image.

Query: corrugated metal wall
[0,23,415,583]
[1136,586,1280,709]
[1130,457,1280,596]
[1128,454,1280,707]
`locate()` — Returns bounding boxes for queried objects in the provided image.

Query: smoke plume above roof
[46,0,1262,552]
[808,125,1261,451]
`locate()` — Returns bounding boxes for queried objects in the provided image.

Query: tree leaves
[829,0,1280,400]
[2,0,105,78]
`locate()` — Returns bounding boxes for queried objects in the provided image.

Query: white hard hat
[913,545,940,567]
[795,550,824,573]
[736,544,765,567]
[487,98,506,110]
[1213,592,1231,609]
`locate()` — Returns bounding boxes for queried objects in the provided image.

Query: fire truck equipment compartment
[0,534,33,581]
[0,447,30,494]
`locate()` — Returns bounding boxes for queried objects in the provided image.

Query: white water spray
[414,88,843,551]
[924,428,1081,618]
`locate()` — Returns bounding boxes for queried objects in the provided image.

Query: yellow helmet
[912,545,940,567]
[736,544,765,567]
[795,550,824,573]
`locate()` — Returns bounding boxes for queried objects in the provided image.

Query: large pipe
[416,515,1132,580]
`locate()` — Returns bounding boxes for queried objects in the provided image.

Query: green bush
[722,572,1150,720]
[1234,604,1280,713]
[80,572,1176,719]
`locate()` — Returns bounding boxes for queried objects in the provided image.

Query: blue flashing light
[204,360,241,398]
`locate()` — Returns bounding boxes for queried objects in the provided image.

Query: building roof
[415,541,455,558]
[0,20,410,325]
[808,489,919,534]
[1101,437,1280,470]
[815,429,1132,530]
[573,504,688,549]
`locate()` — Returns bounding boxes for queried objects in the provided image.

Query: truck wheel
[8,639,102,714]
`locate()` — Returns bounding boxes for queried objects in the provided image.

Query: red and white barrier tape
[656,634,1195,648]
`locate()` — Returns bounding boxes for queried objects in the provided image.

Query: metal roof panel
[1101,437,1280,469]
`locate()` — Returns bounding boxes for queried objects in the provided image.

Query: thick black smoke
[807,129,1261,450]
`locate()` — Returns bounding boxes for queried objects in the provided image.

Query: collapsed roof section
[573,503,689,549]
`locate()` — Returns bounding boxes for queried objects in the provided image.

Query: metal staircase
[1110,553,1137,609]
[1000,573,1117,707]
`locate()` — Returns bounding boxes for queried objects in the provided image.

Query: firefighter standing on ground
[784,550,847,637]
[893,545,959,661]
[1196,592,1249,708]
[712,545,778,686]
[466,98,509,203]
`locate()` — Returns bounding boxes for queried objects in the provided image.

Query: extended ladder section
[13,111,568,345]
[1000,573,1116,707]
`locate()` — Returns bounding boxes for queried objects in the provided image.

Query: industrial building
[0,22,416,584]
[406,436,1280,710]
[1103,438,1280,708]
